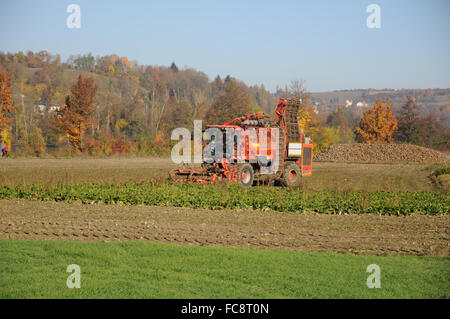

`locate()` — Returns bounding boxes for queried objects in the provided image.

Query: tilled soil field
[1,199,448,256]
[314,144,449,164]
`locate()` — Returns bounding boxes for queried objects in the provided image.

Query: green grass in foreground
[0,240,448,298]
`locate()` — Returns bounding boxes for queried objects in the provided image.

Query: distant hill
[311,88,450,126]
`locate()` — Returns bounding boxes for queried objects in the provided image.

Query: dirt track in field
[1,199,448,256]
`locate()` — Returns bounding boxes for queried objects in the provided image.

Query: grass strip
[0,239,448,298]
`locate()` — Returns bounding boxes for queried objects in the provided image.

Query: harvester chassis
[169,98,313,187]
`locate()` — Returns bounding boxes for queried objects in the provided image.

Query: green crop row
[430,163,450,177]
[0,183,447,215]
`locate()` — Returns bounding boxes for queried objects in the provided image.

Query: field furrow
[1,199,448,256]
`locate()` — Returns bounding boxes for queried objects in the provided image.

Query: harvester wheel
[282,163,301,188]
[238,164,254,187]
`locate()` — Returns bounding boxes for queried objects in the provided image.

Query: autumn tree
[0,69,16,141]
[314,126,341,151]
[40,83,55,106]
[122,56,131,70]
[395,97,450,149]
[72,53,95,70]
[159,98,193,140]
[28,125,46,156]
[287,80,324,149]
[288,79,308,100]
[414,113,449,150]
[355,99,398,143]
[205,79,254,124]
[298,102,321,138]
[54,75,98,152]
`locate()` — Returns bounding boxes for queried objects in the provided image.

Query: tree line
[287,81,449,152]
[0,51,277,156]
[0,50,448,156]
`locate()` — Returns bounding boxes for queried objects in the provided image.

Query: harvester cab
[169,98,313,187]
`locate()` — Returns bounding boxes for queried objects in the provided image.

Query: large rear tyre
[282,162,301,188]
[238,164,254,188]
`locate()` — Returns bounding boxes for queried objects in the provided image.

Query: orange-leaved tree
[0,69,16,139]
[355,98,398,143]
[205,79,254,124]
[54,75,98,152]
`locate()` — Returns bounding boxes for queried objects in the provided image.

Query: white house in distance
[36,104,61,113]
[313,105,319,114]
[356,101,368,107]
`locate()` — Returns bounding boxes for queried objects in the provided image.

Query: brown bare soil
[0,157,176,185]
[0,157,439,191]
[1,199,448,256]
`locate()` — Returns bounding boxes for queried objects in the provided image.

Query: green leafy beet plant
[0,183,447,215]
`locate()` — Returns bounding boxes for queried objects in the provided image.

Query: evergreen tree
[170,62,179,73]
[395,96,422,144]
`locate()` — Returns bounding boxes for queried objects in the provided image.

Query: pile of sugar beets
[313,144,449,164]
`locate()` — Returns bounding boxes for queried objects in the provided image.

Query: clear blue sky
[0,0,449,92]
